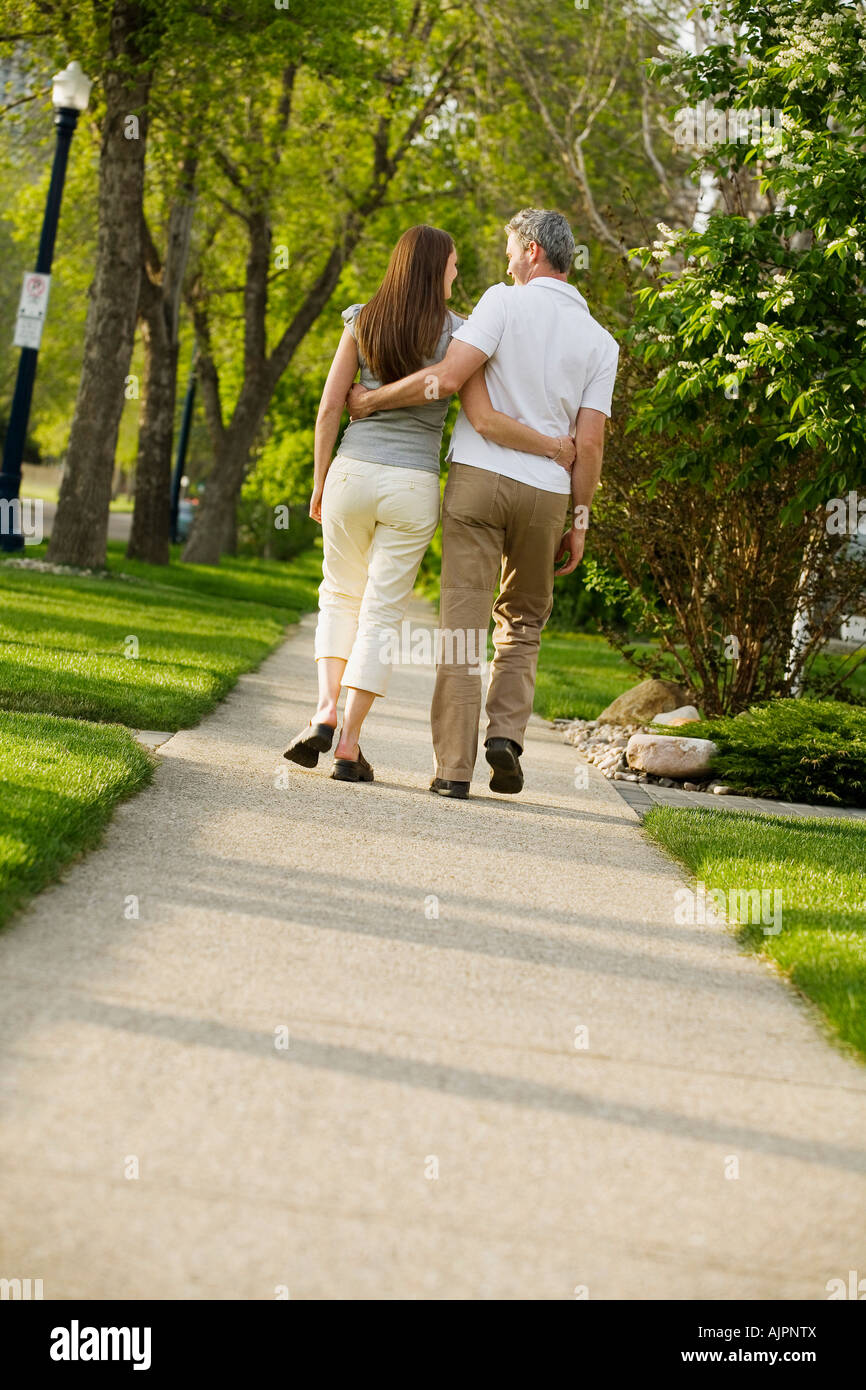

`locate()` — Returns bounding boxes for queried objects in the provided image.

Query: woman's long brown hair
[355,225,454,385]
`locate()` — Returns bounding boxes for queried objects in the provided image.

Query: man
[347,208,618,798]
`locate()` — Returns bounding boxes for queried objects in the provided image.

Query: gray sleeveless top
[337,303,463,473]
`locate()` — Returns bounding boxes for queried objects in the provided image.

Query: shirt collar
[523,276,589,311]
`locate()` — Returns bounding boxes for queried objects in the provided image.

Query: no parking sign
[13,271,52,349]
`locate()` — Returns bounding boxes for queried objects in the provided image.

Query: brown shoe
[331,747,375,783]
[283,721,335,768]
[485,737,524,794]
[430,777,469,799]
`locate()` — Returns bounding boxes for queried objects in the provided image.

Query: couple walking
[284,208,618,798]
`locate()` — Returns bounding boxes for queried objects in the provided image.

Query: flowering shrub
[633,0,866,514]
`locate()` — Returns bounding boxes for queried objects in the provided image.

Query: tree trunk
[125,296,176,563]
[127,161,197,564]
[46,0,151,569]
[181,406,260,564]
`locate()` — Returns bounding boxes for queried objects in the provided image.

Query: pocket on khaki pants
[528,487,569,529]
[442,464,497,525]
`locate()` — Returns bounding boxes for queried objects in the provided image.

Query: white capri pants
[315,454,441,697]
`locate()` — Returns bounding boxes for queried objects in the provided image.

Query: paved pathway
[1,599,864,1299]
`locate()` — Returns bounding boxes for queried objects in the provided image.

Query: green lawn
[534,629,649,721]
[0,541,323,929]
[643,806,866,1062]
[0,541,324,728]
[0,710,154,931]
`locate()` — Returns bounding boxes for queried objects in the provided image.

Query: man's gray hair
[505,208,575,273]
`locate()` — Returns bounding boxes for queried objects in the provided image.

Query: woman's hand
[309,485,324,524]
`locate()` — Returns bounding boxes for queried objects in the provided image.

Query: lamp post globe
[52,61,92,112]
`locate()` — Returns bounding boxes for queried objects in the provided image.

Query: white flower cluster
[772,8,842,68]
[709,290,738,308]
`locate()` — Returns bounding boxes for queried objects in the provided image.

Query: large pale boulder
[597,679,688,726]
[626,732,718,779]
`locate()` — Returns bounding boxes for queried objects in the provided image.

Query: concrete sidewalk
[0,597,864,1300]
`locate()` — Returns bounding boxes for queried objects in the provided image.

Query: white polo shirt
[447,277,619,494]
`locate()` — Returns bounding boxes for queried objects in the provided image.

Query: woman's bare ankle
[335,730,359,759]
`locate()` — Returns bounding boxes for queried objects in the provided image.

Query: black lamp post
[170,345,199,543]
[0,60,92,552]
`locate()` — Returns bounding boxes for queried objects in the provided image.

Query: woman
[284,224,574,783]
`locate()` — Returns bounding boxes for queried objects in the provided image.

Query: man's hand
[347,383,373,419]
[554,525,586,576]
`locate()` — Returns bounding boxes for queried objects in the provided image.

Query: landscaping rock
[596,679,688,726]
[626,733,718,779]
[652,705,701,726]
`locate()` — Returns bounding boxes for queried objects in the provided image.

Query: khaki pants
[432,462,569,782]
[316,454,440,697]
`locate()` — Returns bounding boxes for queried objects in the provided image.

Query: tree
[181,0,474,563]
[125,146,197,563]
[45,0,158,568]
[468,0,694,299]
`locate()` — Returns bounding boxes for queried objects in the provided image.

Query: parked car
[175,497,197,542]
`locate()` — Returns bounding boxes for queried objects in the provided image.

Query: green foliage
[583,332,866,715]
[658,699,866,806]
[238,425,319,558]
[637,0,866,511]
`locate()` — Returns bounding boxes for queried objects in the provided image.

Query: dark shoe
[485,737,524,794]
[429,777,469,799]
[283,721,335,767]
[331,747,375,783]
